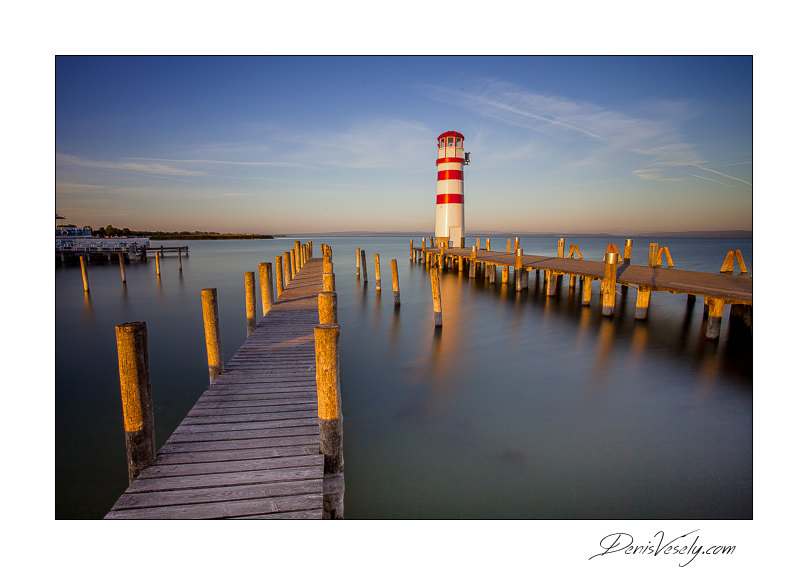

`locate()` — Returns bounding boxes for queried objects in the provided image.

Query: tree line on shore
[91,225,274,240]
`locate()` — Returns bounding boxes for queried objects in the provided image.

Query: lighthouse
[434,130,469,248]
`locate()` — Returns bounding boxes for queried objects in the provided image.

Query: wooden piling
[506,238,511,253]
[635,286,651,320]
[374,253,381,292]
[115,321,156,484]
[391,259,400,306]
[558,238,565,258]
[624,239,633,265]
[355,248,361,277]
[118,253,126,284]
[324,272,335,292]
[275,256,284,297]
[649,243,659,268]
[602,252,618,316]
[258,262,274,316]
[245,272,257,336]
[706,297,725,341]
[361,250,368,284]
[469,246,477,278]
[201,288,223,384]
[515,249,525,291]
[409,239,414,261]
[79,255,90,292]
[294,241,301,274]
[582,276,592,306]
[314,324,343,474]
[318,291,338,324]
[430,264,443,327]
[486,238,490,250]
[155,252,161,276]
[290,249,297,279]
[177,250,183,271]
[283,252,292,287]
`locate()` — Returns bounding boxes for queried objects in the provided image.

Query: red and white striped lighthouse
[435,130,469,248]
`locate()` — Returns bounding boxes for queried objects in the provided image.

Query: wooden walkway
[106,257,325,519]
[415,247,752,304]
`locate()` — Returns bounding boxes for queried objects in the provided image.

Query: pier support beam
[705,297,725,341]
[283,252,292,287]
[430,264,443,327]
[245,272,257,336]
[635,286,651,320]
[582,276,592,306]
[314,323,344,519]
[361,250,368,284]
[275,256,284,298]
[115,321,156,484]
[318,291,338,324]
[391,259,400,306]
[375,253,381,292]
[602,252,618,317]
[201,288,223,384]
[117,253,126,284]
[258,262,274,316]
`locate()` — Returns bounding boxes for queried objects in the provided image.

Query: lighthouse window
[440,138,446,148]
[457,138,463,148]
[448,137,455,147]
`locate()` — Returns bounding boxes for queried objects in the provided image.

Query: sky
[55,56,752,235]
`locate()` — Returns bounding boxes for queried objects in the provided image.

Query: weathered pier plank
[106,256,326,519]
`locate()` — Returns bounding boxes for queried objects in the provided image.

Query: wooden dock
[106,256,327,519]
[413,240,752,339]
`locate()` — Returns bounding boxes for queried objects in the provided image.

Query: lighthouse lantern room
[434,130,469,248]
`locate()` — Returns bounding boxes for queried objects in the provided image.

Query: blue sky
[55,56,752,234]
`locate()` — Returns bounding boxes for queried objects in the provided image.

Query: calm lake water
[55,235,752,519]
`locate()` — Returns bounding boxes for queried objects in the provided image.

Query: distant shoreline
[147,233,275,241]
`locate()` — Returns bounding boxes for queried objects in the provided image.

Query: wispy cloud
[56,153,206,176]
[426,79,702,178]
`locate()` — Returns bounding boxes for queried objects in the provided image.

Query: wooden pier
[106,254,330,519]
[413,240,752,340]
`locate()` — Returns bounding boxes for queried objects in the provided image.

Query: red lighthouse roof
[438,131,464,140]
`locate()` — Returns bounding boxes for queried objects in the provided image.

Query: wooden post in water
[258,262,274,316]
[290,249,297,279]
[374,253,381,292]
[314,323,344,519]
[635,286,651,320]
[79,255,90,292]
[245,271,257,336]
[323,271,335,292]
[430,264,443,327]
[558,238,565,258]
[624,239,633,265]
[486,238,490,250]
[602,252,618,317]
[409,239,414,261]
[515,248,525,290]
[115,321,156,484]
[469,245,477,278]
[705,297,725,341]
[649,243,659,268]
[356,248,361,278]
[582,276,592,306]
[283,252,292,288]
[293,241,301,274]
[506,238,511,253]
[275,256,284,298]
[118,253,126,284]
[177,249,183,271]
[323,255,333,275]
[391,259,400,306]
[318,291,338,324]
[361,250,368,284]
[155,252,161,276]
[201,288,223,384]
